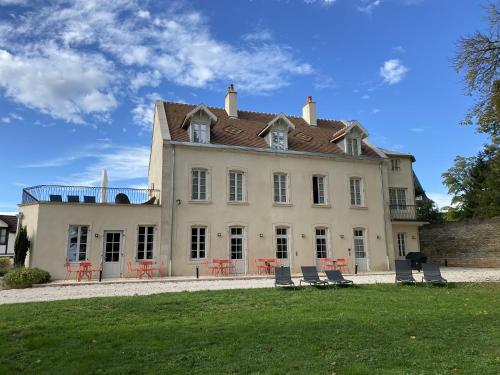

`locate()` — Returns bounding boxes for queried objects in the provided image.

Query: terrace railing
[22,185,160,205]
[389,205,423,221]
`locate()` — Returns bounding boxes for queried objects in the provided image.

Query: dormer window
[346,137,361,156]
[271,130,287,150]
[191,122,209,144]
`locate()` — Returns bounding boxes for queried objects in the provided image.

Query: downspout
[379,161,391,270]
[168,145,175,276]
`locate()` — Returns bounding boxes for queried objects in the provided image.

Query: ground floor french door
[102,231,123,278]
[314,227,329,270]
[353,228,369,272]
[275,226,291,268]
[229,226,246,274]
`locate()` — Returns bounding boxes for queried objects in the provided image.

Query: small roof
[380,148,416,162]
[0,214,17,233]
[330,120,369,143]
[181,104,218,129]
[257,114,296,137]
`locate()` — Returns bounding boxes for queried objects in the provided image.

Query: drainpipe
[379,162,391,270]
[168,145,175,277]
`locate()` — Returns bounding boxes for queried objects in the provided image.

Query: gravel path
[1,267,499,305]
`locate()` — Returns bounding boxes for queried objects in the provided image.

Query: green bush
[2,267,51,289]
[0,267,9,277]
[0,257,11,269]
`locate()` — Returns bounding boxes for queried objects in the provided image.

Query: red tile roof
[163,102,381,158]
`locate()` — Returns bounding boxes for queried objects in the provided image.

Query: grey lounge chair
[300,266,329,286]
[325,270,354,285]
[274,266,295,287]
[49,194,62,202]
[422,263,448,285]
[394,260,417,283]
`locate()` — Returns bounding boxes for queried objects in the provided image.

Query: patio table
[321,258,337,271]
[212,259,231,276]
[77,261,93,282]
[138,260,154,279]
[257,258,277,275]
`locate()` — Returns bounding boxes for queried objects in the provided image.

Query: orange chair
[335,258,349,273]
[226,259,237,275]
[204,259,220,276]
[253,258,268,275]
[64,262,79,280]
[319,258,336,271]
[127,260,141,278]
[150,260,164,277]
[91,259,103,278]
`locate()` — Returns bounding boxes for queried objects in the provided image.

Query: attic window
[191,122,209,144]
[271,130,287,150]
[346,137,361,156]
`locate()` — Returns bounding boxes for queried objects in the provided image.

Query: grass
[0,283,499,375]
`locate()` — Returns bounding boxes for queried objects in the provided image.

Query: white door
[314,228,329,270]
[229,226,245,274]
[353,229,369,272]
[275,227,290,267]
[102,231,123,278]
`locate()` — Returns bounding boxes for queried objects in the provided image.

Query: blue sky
[0,0,490,213]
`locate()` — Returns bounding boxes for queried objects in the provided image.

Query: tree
[442,145,500,220]
[14,226,30,267]
[453,2,500,140]
[416,197,445,223]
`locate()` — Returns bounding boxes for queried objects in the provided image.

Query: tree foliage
[454,2,500,140]
[14,226,30,267]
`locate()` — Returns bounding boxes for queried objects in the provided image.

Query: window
[191,169,207,200]
[229,171,244,202]
[229,227,244,260]
[0,228,7,245]
[273,173,288,203]
[397,232,406,257]
[350,177,363,206]
[191,122,209,144]
[312,175,326,205]
[391,159,401,171]
[137,226,154,260]
[275,227,289,259]
[271,130,287,150]
[353,229,366,258]
[67,225,88,262]
[191,226,206,260]
[347,137,360,156]
[389,188,407,209]
[315,228,328,259]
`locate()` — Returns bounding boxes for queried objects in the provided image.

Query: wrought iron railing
[389,205,422,221]
[21,185,160,205]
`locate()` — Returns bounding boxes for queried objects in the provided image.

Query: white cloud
[379,59,408,85]
[314,75,335,89]
[427,192,453,209]
[357,0,381,15]
[304,0,337,5]
[0,1,314,124]
[362,94,370,99]
[372,108,381,114]
[1,116,10,123]
[242,29,273,42]
[410,127,425,132]
[392,45,405,54]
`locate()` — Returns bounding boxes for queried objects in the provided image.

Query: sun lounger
[325,270,354,285]
[422,263,448,285]
[275,266,295,287]
[299,266,329,286]
[394,260,417,283]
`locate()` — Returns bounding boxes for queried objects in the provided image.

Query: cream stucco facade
[19,94,427,279]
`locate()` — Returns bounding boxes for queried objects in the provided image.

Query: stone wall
[419,216,500,268]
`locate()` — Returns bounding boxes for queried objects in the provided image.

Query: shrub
[0,257,11,269]
[2,267,51,289]
[14,226,30,267]
[0,267,8,277]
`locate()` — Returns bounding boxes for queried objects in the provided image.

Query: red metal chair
[64,262,79,280]
[319,258,337,271]
[335,258,349,273]
[150,260,164,277]
[204,259,220,276]
[253,258,268,275]
[127,260,141,278]
[226,259,237,275]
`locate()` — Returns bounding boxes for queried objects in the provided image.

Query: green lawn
[0,284,499,375]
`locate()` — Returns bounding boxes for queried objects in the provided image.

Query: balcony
[22,185,160,205]
[389,205,424,221]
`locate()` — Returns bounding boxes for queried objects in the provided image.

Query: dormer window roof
[330,120,369,156]
[258,114,295,151]
[181,104,218,144]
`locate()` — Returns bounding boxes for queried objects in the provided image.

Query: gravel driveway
[1,267,499,305]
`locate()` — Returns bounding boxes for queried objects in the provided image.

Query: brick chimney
[225,84,238,118]
[302,96,317,126]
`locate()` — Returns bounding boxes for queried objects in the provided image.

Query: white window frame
[67,225,89,262]
[273,173,289,204]
[347,137,361,156]
[275,226,289,259]
[271,130,287,150]
[0,228,7,245]
[229,226,244,260]
[314,227,328,259]
[136,225,155,260]
[190,122,209,144]
[391,159,401,172]
[228,170,245,203]
[312,175,327,205]
[353,228,366,259]
[349,177,364,207]
[389,188,407,209]
[191,168,208,201]
[190,226,207,260]
[397,232,406,257]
